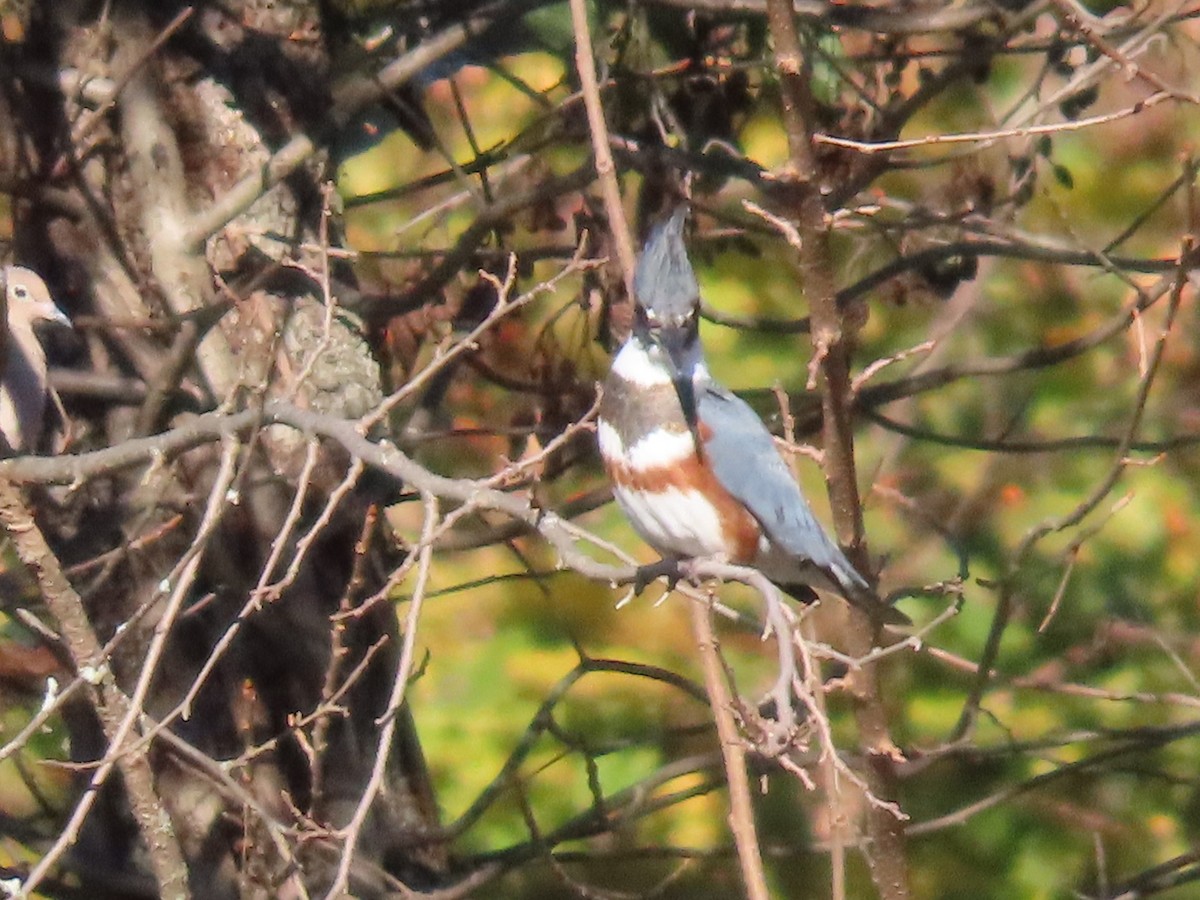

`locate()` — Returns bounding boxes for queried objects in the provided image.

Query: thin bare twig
[688,597,771,900]
[815,91,1171,155]
[323,492,440,899]
[773,382,845,900]
[568,0,636,294]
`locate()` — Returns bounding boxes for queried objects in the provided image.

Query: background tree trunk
[3,2,443,895]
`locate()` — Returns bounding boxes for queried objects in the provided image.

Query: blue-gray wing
[698,384,868,592]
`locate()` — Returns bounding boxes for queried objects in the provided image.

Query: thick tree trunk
[2,1,444,895]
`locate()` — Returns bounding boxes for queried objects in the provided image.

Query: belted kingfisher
[597,208,908,626]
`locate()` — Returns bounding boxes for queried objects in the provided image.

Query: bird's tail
[828,562,911,627]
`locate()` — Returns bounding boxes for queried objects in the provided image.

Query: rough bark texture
[2,2,444,895]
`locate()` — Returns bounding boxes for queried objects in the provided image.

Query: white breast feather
[609,340,673,387]
[596,418,625,462]
[612,483,728,558]
[603,341,744,559]
[618,430,696,474]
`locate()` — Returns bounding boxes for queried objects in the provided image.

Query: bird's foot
[633,557,684,594]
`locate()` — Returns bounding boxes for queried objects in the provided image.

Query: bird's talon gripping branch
[633,557,684,594]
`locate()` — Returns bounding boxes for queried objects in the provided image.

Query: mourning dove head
[1,266,70,453]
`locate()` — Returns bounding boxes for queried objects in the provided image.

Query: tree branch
[0,481,190,899]
[762,2,910,896]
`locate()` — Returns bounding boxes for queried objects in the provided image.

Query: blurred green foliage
[326,8,1200,894]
